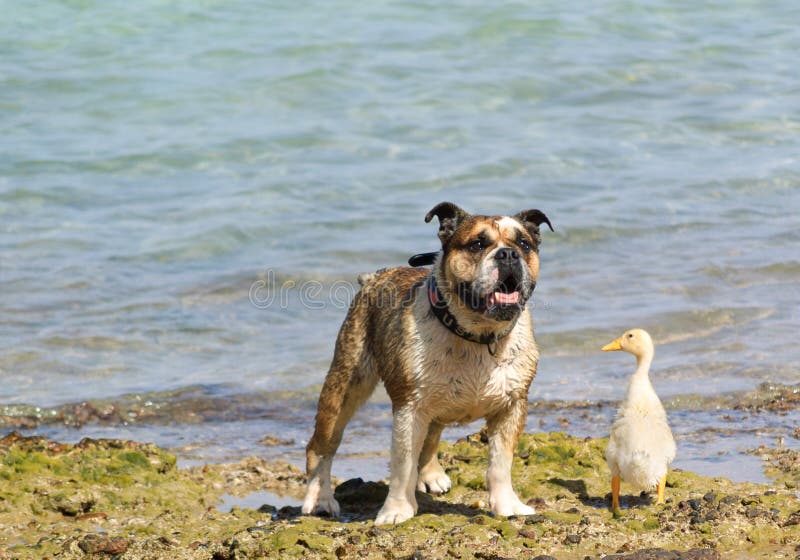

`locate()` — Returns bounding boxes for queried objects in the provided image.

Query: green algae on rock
[0,430,797,559]
[748,444,800,489]
[0,431,306,559]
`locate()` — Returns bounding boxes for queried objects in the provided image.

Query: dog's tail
[356,272,375,287]
[357,268,389,287]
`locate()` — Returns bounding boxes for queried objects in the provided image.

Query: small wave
[540,306,773,356]
[700,261,800,287]
[543,220,716,249]
[42,335,148,352]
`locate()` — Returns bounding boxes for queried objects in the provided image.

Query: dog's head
[425,201,553,326]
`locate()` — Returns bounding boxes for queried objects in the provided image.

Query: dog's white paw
[375,501,415,525]
[489,492,535,517]
[416,466,452,495]
[509,502,536,516]
[301,487,340,517]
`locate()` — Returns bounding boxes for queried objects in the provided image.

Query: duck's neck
[633,351,653,378]
[626,350,656,399]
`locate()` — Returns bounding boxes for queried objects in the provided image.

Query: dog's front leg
[375,405,427,525]
[486,399,535,517]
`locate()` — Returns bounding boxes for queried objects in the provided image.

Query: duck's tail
[624,451,667,491]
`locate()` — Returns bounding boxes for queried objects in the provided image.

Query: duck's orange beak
[602,337,623,352]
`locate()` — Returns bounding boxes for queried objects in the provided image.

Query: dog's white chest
[408,295,538,425]
[418,349,529,425]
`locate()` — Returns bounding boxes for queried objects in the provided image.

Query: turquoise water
[1,1,798,481]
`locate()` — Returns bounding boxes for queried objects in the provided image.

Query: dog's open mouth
[487,273,522,308]
[455,273,526,315]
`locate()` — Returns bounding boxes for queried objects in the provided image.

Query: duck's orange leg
[656,474,667,505]
[611,475,621,510]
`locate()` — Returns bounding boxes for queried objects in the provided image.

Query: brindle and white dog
[301,202,553,525]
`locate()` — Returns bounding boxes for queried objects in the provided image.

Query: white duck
[602,328,675,510]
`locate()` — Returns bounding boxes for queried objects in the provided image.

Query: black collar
[426,275,516,356]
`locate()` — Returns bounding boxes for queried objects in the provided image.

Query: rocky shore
[0,427,797,560]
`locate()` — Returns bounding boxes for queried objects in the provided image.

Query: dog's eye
[468,239,485,253]
[518,238,532,253]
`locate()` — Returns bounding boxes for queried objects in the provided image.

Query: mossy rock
[0,430,798,559]
[333,477,388,505]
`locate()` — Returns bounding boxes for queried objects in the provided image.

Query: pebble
[78,534,130,555]
[524,513,546,524]
[256,435,295,447]
[601,548,721,559]
[275,505,301,519]
[75,512,108,521]
[745,507,764,518]
[783,511,800,527]
[366,526,388,537]
[527,497,546,508]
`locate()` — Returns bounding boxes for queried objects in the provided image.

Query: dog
[301,202,553,525]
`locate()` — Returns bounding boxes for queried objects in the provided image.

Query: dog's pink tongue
[489,291,520,306]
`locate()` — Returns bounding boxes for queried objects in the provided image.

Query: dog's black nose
[495,247,519,263]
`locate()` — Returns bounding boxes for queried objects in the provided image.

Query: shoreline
[2,382,797,489]
[1,429,797,559]
[3,382,798,431]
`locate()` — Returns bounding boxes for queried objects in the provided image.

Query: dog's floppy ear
[425,202,470,245]
[514,209,554,251]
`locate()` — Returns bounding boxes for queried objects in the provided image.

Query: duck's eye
[468,239,485,253]
[628,333,634,338]
[518,238,532,253]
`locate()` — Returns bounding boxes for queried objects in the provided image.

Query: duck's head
[602,328,654,358]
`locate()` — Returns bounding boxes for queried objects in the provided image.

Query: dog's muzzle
[457,252,533,321]
[489,247,524,307]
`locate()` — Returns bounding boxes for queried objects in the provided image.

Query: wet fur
[302,206,550,524]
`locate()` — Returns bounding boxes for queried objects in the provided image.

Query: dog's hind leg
[416,421,451,495]
[375,405,428,525]
[302,355,378,517]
